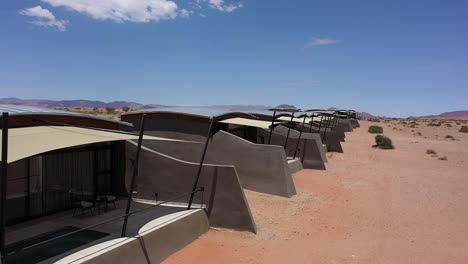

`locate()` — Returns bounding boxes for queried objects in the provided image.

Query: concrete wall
[288,159,303,174]
[304,124,344,153]
[208,131,296,197]
[350,119,360,128]
[126,141,256,233]
[141,131,296,198]
[337,119,353,132]
[56,209,209,264]
[257,126,327,170]
[332,125,346,142]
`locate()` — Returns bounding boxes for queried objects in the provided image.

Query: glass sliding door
[42,150,94,214]
[29,156,43,217]
[5,160,28,224]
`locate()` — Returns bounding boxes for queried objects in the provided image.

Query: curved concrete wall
[337,119,353,132]
[140,131,296,197]
[257,126,327,170]
[56,209,209,264]
[349,119,360,128]
[209,131,296,197]
[304,124,344,153]
[126,141,256,233]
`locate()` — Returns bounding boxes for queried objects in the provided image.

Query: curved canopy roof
[0,104,131,128]
[121,107,313,124]
[0,126,187,164]
[121,107,260,122]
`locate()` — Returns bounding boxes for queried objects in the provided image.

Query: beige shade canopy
[220,116,325,129]
[277,116,322,123]
[0,126,185,164]
[220,118,273,129]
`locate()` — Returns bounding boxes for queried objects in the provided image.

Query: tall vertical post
[323,115,331,141]
[283,112,295,149]
[121,114,146,237]
[267,112,276,145]
[333,113,339,127]
[187,118,215,210]
[317,114,324,141]
[1,113,9,263]
[317,115,323,132]
[293,114,307,159]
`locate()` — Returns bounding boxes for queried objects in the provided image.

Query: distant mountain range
[0,97,420,119]
[409,110,468,120]
[0,98,272,111]
[0,97,145,108]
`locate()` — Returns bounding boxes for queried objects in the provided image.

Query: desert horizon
[1,97,467,120]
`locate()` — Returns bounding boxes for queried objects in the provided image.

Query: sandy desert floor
[164,120,468,264]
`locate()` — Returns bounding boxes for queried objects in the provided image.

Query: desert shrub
[374,135,394,149]
[416,132,422,136]
[445,135,455,140]
[438,156,447,161]
[122,106,130,112]
[368,125,383,134]
[445,123,452,127]
[428,122,441,127]
[460,126,468,133]
[426,149,437,155]
[105,107,116,114]
[368,118,381,122]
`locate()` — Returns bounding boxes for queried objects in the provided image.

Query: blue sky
[1,0,467,117]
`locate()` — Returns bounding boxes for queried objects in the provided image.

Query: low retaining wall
[257,126,327,170]
[56,209,209,264]
[126,141,256,233]
[287,159,303,174]
[140,131,296,198]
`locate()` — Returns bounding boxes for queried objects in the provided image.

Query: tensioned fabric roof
[220,118,274,129]
[0,126,186,163]
[277,116,323,123]
[0,104,130,127]
[122,107,310,122]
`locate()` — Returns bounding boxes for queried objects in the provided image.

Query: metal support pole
[121,114,146,237]
[333,114,339,127]
[317,115,323,133]
[293,115,307,159]
[283,112,295,149]
[1,113,8,263]
[187,118,215,210]
[317,115,324,141]
[267,112,276,145]
[323,115,331,141]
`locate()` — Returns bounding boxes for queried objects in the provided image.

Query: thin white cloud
[19,5,55,20]
[180,9,192,17]
[306,37,340,47]
[208,0,243,12]
[41,0,179,22]
[19,6,68,31]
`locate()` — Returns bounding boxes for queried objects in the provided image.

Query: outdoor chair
[103,195,117,209]
[72,201,95,217]
[70,190,95,217]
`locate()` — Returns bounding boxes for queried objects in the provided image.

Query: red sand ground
[165,120,468,264]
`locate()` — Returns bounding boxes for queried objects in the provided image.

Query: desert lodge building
[0,104,359,264]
